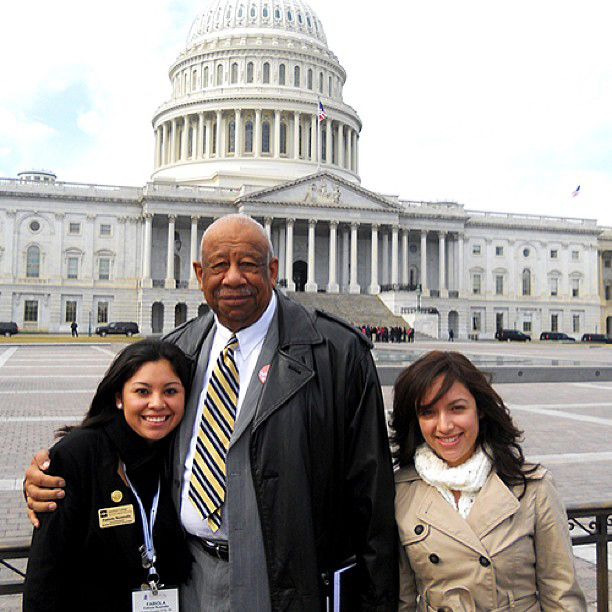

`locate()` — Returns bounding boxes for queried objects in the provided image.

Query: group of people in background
[22,214,585,611]
[360,324,415,343]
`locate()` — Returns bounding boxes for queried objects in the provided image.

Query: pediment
[237,172,401,212]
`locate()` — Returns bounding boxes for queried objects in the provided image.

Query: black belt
[196,538,229,561]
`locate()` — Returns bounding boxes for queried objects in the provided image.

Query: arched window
[246,62,254,83]
[263,62,270,84]
[192,70,197,90]
[202,66,209,88]
[231,62,238,84]
[262,121,271,153]
[318,72,323,93]
[279,63,286,85]
[250,5,257,18]
[280,122,287,155]
[522,269,531,296]
[245,121,253,153]
[27,245,40,278]
[183,72,187,94]
[228,121,236,153]
[263,5,269,18]
[216,64,223,85]
[294,65,300,87]
[307,68,313,90]
[328,75,333,96]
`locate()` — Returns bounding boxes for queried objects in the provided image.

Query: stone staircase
[286,292,408,328]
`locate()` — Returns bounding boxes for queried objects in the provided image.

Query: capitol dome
[151,0,361,188]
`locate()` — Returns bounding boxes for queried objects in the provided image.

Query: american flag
[572,185,580,197]
[318,101,326,123]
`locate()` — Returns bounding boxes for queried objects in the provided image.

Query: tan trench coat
[395,465,586,611]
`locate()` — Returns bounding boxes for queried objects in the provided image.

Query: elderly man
[25,214,397,611]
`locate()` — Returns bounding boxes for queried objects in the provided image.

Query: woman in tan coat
[391,351,586,611]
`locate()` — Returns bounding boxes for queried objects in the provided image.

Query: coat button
[479,556,490,567]
[414,524,424,535]
[429,553,440,564]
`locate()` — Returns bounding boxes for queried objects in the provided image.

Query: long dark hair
[58,340,192,437]
[390,350,536,492]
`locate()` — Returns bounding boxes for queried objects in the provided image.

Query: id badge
[131,587,179,611]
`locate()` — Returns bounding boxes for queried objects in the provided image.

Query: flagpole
[316,96,321,172]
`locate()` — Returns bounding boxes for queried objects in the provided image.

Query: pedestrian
[448,328,454,342]
[70,321,78,337]
[25,214,398,611]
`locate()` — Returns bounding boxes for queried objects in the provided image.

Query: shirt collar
[213,292,277,360]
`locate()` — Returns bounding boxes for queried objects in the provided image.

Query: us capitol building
[2,0,612,339]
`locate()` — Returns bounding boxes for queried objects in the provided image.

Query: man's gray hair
[201,214,274,263]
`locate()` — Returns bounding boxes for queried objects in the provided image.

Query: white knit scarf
[414,443,492,518]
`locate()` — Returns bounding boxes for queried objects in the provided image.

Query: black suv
[495,329,531,342]
[539,332,576,342]
[581,333,612,343]
[0,322,18,337]
[95,322,139,337]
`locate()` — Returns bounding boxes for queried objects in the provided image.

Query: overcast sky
[2,1,612,225]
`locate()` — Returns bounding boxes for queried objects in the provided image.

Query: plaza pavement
[0,338,610,610]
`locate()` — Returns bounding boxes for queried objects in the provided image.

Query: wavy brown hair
[390,350,536,492]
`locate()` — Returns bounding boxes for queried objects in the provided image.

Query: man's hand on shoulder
[24,450,66,528]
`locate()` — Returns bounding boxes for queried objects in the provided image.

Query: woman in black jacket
[24,339,192,611]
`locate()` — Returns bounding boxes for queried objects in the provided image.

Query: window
[279,63,285,85]
[321,128,326,161]
[67,257,78,279]
[231,62,238,84]
[29,220,40,232]
[318,71,323,93]
[572,278,580,297]
[472,312,481,332]
[523,320,532,333]
[202,66,208,88]
[279,122,287,155]
[472,244,481,255]
[496,312,504,331]
[328,75,333,96]
[495,275,504,295]
[192,70,197,90]
[550,249,558,259]
[69,222,80,234]
[99,258,110,280]
[24,300,38,323]
[250,4,256,17]
[26,245,40,278]
[216,64,223,85]
[65,300,77,323]
[246,62,254,83]
[572,250,579,261]
[262,121,270,153]
[100,224,111,236]
[294,65,300,87]
[472,274,481,295]
[307,68,313,90]
[605,259,611,269]
[573,314,580,333]
[245,121,253,153]
[522,269,531,296]
[550,277,558,296]
[97,301,109,324]
[495,246,503,256]
[263,62,270,83]
[551,314,558,332]
[523,248,530,257]
[228,121,235,153]
[263,5,269,18]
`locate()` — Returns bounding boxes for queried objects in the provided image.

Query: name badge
[98,504,135,529]
[132,587,179,611]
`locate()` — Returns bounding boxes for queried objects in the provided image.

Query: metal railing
[2,504,610,607]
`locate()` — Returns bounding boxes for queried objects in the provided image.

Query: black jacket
[165,290,398,611]
[23,419,191,611]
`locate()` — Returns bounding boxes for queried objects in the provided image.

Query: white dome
[187,0,327,47]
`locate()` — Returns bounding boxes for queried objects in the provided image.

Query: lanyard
[123,464,161,594]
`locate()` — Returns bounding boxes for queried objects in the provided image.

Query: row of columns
[154,110,359,173]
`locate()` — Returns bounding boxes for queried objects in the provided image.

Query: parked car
[580,333,612,343]
[495,329,531,342]
[95,322,139,337]
[0,322,18,337]
[539,331,576,342]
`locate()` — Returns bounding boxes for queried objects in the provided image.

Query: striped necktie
[189,334,239,531]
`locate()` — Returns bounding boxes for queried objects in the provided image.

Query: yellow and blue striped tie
[189,335,239,531]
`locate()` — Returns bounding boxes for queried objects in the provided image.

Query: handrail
[2,503,610,606]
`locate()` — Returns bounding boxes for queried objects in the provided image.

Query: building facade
[0,0,610,339]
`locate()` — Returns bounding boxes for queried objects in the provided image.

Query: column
[235,109,242,156]
[325,118,332,165]
[293,111,300,159]
[154,126,161,168]
[274,109,281,158]
[170,119,177,163]
[349,222,360,294]
[342,226,349,290]
[338,124,344,168]
[355,133,359,175]
[142,213,153,287]
[264,217,272,238]
[215,110,222,157]
[420,230,428,294]
[382,231,389,285]
[277,224,286,284]
[206,115,213,158]
[305,219,317,292]
[165,214,176,288]
[391,224,399,288]
[402,229,409,286]
[189,215,199,289]
[181,117,189,161]
[310,114,317,161]
[438,230,447,296]
[327,220,339,293]
[255,109,262,157]
[369,224,380,294]
[285,218,295,291]
[197,112,205,160]
[346,128,353,172]
[599,250,605,303]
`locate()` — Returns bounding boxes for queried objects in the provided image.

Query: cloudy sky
[2,1,612,225]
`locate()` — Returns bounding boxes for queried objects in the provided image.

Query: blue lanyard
[122,464,161,594]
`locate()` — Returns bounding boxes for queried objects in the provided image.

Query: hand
[24,450,66,528]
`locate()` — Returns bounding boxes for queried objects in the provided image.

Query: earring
[117,403,123,410]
